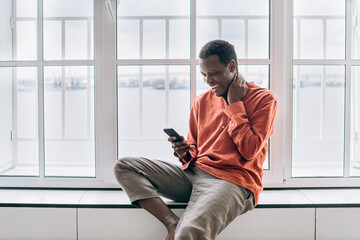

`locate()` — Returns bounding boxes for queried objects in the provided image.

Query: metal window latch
[10,16,15,28]
[283,168,288,182]
[10,130,15,141]
[353,16,358,28]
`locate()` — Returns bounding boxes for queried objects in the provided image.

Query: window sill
[0,188,360,208]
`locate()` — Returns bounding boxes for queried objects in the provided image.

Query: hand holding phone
[163,128,183,142]
[163,128,192,162]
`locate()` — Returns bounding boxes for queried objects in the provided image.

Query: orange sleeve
[224,94,277,161]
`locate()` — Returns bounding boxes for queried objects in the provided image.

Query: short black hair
[199,40,238,70]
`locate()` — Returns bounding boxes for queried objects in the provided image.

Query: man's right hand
[168,137,193,162]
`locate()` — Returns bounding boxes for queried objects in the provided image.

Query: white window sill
[0,188,360,208]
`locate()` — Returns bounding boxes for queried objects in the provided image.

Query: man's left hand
[227,74,248,104]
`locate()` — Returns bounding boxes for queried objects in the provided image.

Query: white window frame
[1,0,359,189]
[281,0,360,187]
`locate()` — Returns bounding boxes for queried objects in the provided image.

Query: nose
[204,75,213,85]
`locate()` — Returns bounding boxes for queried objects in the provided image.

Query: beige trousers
[114,157,254,240]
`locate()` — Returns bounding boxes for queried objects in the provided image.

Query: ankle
[164,215,179,231]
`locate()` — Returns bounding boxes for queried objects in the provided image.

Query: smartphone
[163,128,183,142]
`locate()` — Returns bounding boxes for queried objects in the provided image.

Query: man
[114,40,277,240]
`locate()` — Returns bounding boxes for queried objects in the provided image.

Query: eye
[209,71,218,76]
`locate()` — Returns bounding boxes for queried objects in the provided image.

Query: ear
[228,59,237,73]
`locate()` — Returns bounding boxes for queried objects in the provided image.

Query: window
[291,0,360,179]
[0,0,95,181]
[116,0,271,169]
[1,0,359,188]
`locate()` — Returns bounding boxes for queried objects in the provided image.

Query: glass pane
[169,20,190,59]
[43,0,93,60]
[350,66,360,176]
[298,20,323,59]
[43,0,93,17]
[117,65,190,165]
[117,0,190,60]
[294,0,345,16]
[117,20,140,59]
[117,66,140,138]
[65,20,89,60]
[197,0,269,59]
[353,0,360,59]
[16,21,37,60]
[117,0,189,16]
[0,0,13,60]
[0,67,38,176]
[326,20,345,59]
[168,65,191,136]
[143,20,166,59]
[293,0,345,59]
[16,0,37,17]
[0,0,37,61]
[44,20,62,60]
[196,19,218,55]
[248,19,269,59]
[222,20,245,59]
[196,65,270,170]
[292,65,345,177]
[197,0,268,16]
[44,66,95,177]
[142,66,165,137]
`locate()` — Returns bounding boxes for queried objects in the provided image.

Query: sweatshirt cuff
[224,101,246,118]
[224,101,250,129]
[178,149,197,165]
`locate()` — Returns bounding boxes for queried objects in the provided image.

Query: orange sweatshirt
[182,82,277,206]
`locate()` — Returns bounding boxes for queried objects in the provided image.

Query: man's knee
[113,157,135,174]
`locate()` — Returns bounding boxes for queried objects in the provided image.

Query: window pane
[117,65,190,165]
[197,0,269,59]
[297,20,323,59]
[294,0,345,16]
[326,20,345,59]
[16,21,37,60]
[353,0,360,59]
[222,20,245,59]
[292,66,345,177]
[248,19,269,59]
[65,20,90,60]
[117,0,190,60]
[169,20,190,59]
[351,66,360,176]
[16,0,37,18]
[0,67,38,176]
[43,0,93,18]
[143,20,166,59]
[196,19,218,55]
[43,0,93,60]
[293,0,345,59]
[44,66,95,177]
[0,0,37,61]
[117,0,189,16]
[117,20,140,59]
[44,20,62,60]
[197,0,268,16]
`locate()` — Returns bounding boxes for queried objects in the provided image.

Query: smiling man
[114,40,277,240]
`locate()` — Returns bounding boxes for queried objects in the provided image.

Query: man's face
[199,55,236,98]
